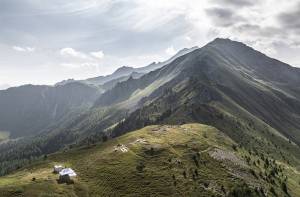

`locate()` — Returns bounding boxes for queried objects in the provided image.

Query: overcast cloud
[0,0,299,88]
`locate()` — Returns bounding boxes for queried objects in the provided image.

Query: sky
[0,0,300,88]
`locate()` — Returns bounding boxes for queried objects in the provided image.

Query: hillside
[97,38,300,166]
[0,123,298,197]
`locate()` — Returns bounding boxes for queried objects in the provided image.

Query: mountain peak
[177,46,199,53]
[211,37,232,43]
[113,66,134,75]
[204,38,260,60]
[209,38,247,48]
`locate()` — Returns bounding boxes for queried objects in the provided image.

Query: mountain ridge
[100,38,300,164]
[56,46,199,87]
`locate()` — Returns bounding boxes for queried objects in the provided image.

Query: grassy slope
[0,124,299,197]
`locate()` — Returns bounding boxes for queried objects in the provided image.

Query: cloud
[12,46,26,52]
[60,62,99,69]
[277,3,300,33]
[90,51,104,59]
[60,47,88,59]
[205,7,245,27]
[59,48,104,73]
[165,46,176,56]
[12,46,35,52]
[185,36,192,41]
[1,0,300,87]
[211,0,256,7]
[60,63,80,68]
[233,24,282,38]
[60,48,105,61]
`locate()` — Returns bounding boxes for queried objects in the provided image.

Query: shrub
[221,185,226,194]
[102,135,108,142]
[194,169,198,176]
[204,182,209,188]
[228,184,257,197]
[183,171,187,178]
[136,162,145,172]
[270,187,276,195]
[281,182,288,194]
[249,169,257,179]
[192,155,199,167]
[232,144,237,151]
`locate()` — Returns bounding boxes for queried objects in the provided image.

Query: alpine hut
[59,168,77,183]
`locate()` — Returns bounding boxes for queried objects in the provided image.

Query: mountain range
[0,38,299,196]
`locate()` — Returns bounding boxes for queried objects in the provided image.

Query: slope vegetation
[0,124,298,197]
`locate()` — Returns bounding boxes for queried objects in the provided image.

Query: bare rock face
[209,148,247,167]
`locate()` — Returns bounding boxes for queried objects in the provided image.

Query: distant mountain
[54,79,76,86]
[0,82,101,138]
[134,46,199,73]
[55,46,199,87]
[82,66,136,86]
[93,47,200,108]
[101,72,144,90]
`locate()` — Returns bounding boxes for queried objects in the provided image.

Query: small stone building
[59,168,77,184]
